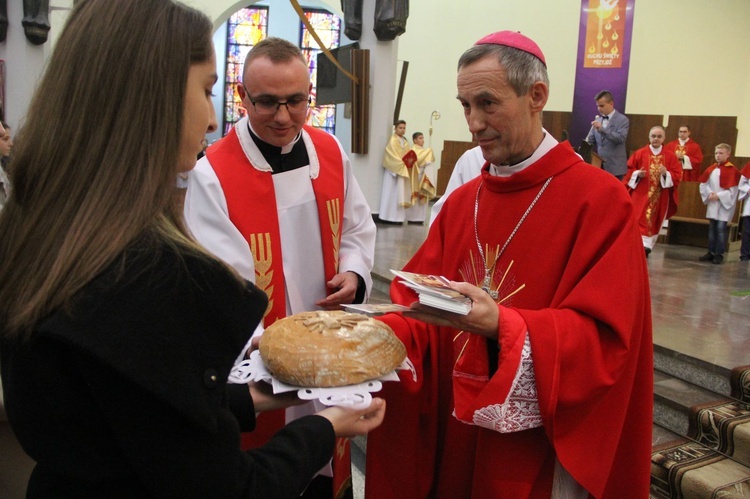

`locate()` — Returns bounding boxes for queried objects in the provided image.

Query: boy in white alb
[698,143,740,264]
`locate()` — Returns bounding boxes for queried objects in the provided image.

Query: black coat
[1,237,335,498]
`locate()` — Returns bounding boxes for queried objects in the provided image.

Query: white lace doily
[229,351,416,409]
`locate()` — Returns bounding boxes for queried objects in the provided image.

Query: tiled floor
[2,219,748,498]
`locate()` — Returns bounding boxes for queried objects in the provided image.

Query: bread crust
[259,310,407,387]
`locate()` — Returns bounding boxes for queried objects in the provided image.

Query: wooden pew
[666,181,741,251]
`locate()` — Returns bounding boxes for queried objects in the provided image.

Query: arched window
[300,9,340,135]
[223,7,268,135]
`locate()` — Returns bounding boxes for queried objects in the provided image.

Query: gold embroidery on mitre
[327,198,341,273]
[249,233,274,317]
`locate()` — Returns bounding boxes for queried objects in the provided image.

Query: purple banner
[569,0,636,148]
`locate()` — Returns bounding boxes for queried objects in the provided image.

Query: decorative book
[390,270,471,315]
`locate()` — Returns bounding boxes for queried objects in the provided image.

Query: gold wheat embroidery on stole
[327,198,341,273]
[336,438,348,459]
[249,233,274,317]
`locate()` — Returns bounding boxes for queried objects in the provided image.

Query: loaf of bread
[259,310,407,387]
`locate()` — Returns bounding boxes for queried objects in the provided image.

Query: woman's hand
[317,398,386,438]
[248,381,306,412]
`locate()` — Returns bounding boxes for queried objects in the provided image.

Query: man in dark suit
[586,90,630,179]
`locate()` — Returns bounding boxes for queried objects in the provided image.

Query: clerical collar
[649,145,663,155]
[489,129,557,177]
[246,122,309,174]
[679,138,688,146]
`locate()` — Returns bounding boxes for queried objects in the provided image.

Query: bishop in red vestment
[365,31,653,499]
[624,126,682,256]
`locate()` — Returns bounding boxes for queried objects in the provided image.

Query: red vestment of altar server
[365,142,653,498]
[699,162,741,188]
[625,146,682,238]
[665,138,703,181]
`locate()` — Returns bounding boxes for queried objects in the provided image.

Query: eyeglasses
[243,86,311,115]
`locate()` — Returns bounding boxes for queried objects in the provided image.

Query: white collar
[247,120,303,154]
[489,129,558,177]
[234,117,319,178]
[649,145,663,155]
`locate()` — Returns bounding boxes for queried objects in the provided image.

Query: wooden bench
[666,182,741,251]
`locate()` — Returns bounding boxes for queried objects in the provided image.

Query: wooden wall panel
[667,181,742,250]
[351,49,370,154]
[541,111,571,143]
[625,114,664,157]
[663,116,738,174]
[432,115,744,198]
[437,140,476,196]
[673,182,707,220]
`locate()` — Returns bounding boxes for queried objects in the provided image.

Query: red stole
[742,163,750,178]
[700,162,741,188]
[207,125,350,499]
[207,125,344,326]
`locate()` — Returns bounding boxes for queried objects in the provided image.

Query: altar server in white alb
[698,143,740,265]
[408,131,438,224]
[183,36,376,499]
[379,120,424,224]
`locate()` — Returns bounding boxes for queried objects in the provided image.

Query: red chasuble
[699,162,741,188]
[365,142,653,498]
[206,125,350,498]
[665,139,703,181]
[624,146,682,238]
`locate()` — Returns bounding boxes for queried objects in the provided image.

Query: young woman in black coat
[0,1,385,497]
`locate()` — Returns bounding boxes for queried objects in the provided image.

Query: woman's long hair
[0,0,214,338]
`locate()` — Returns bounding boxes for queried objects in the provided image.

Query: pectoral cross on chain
[481,272,499,300]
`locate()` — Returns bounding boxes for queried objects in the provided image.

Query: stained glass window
[300,9,341,135]
[223,7,268,135]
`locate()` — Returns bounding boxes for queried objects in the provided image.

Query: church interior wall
[394,1,583,159]
[626,0,750,131]
[394,0,750,164]
[0,0,748,214]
